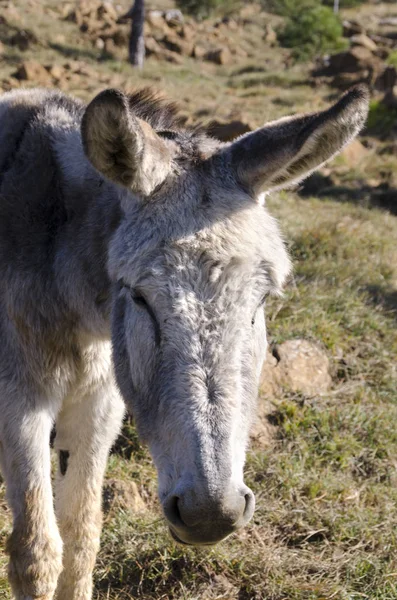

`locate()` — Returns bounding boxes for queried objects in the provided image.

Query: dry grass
[0,1,397,598]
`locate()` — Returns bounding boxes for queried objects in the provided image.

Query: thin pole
[129,0,145,68]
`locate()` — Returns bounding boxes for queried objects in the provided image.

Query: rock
[350,34,378,53]
[370,34,395,49]
[146,11,170,34]
[325,46,379,74]
[145,36,163,57]
[103,38,116,56]
[164,9,184,26]
[208,119,252,141]
[163,33,193,56]
[341,139,369,167]
[9,29,38,51]
[331,71,371,91]
[192,43,207,60]
[342,19,364,38]
[264,23,277,45]
[103,479,146,514]
[111,28,128,47]
[14,61,52,85]
[47,64,65,81]
[1,77,20,91]
[205,47,232,66]
[375,65,397,92]
[0,41,5,57]
[97,1,118,22]
[260,340,332,397]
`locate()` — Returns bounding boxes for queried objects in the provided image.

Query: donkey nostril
[243,490,255,522]
[165,495,185,528]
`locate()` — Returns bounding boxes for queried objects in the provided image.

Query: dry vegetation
[0,0,397,598]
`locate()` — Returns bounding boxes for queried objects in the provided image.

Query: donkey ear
[82,89,172,196]
[222,86,369,196]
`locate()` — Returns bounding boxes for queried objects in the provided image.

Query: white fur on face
[109,191,291,504]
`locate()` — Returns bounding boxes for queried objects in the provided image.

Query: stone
[342,19,364,38]
[47,64,65,81]
[163,33,193,56]
[1,77,20,91]
[14,61,52,85]
[103,479,146,514]
[350,34,378,53]
[104,38,116,56]
[9,29,38,51]
[264,23,277,45]
[192,43,207,60]
[260,339,332,397]
[205,47,232,66]
[375,65,397,93]
[208,119,252,141]
[111,29,128,47]
[164,9,184,26]
[331,71,370,91]
[326,46,378,74]
[145,36,162,57]
[341,139,369,167]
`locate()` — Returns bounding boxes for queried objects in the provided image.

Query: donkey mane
[126,88,187,133]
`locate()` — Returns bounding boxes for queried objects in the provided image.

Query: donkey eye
[251,293,270,326]
[131,295,148,307]
[260,292,270,306]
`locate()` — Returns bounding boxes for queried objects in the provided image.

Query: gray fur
[0,85,369,597]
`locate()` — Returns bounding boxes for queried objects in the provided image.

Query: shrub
[263,0,367,15]
[366,99,397,137]
[386,51,397,68]
[278,3,346,61]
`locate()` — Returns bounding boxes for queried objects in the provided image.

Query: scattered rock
[324,47,380,74]
[47,64,65,81]
[1,77,20,91]
[260,339,332,397]
[341,139,369,167]
[208,119,252,141]
[342,19,364,38]
[264,23,277,45]
[14,61,52,85]
[9,29,38,51]
[103,479,146,514]
[376,66,397,108]
[350,33,378,53]
[163,33,193,56]
[192,43,207,60]
[205,47,232,65]
[163,9,184,26]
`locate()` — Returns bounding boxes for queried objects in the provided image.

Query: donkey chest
[43,336,114,407]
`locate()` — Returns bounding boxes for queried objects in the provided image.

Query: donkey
[0,84,368,599]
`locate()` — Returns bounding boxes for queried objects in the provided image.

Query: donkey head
[82,86,369,546]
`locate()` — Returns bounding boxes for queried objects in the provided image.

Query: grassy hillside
[0,1,397,599]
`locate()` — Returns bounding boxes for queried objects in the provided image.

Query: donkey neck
[55,132,124,337]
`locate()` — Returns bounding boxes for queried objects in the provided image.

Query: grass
[1,0,397,598]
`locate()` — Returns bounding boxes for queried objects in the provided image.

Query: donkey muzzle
[162,484,255,546]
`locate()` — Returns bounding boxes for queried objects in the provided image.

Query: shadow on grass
[95,550,216,599]
[364,284,397,323]
[299,173,397,216]
[49,42,100,61]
